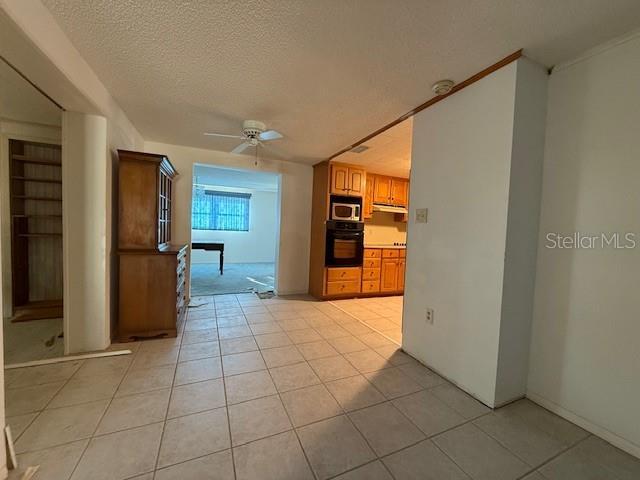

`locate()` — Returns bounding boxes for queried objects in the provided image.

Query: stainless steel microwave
[331,202,361,221]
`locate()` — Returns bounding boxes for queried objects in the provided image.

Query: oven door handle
[332,232,364,240]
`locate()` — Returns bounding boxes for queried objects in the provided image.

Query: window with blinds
[192,189,251,231]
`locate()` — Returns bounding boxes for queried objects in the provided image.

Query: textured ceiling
[335,118,412,178]
[41,0,640,165]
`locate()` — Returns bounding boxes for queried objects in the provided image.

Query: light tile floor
[5,293,640,479]
[3,316,64,365]
[331,295,403,344]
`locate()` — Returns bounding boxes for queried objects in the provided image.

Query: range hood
[372,204,408,214]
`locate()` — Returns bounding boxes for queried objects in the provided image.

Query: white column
[62,111,109,353]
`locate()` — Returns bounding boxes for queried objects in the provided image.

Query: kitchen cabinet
[330,163,365,196]
[381,258,399,292]
[364,175,374,219]
[309,159,408,300]
[325,267,362,296]
[373,175,409,207]
[391,179,409,207]
[373,176,392,204]
[361,247,405,294]
[397,258,406,290]
[349,167,365,196]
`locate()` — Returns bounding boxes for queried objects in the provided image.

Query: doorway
[190,164,280,296]
[329,117,412,345]
[1,59,64,363]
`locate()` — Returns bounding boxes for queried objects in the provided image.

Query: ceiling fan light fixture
[242,120,267,138]
[432,79,454,96]
[204,119,287,158]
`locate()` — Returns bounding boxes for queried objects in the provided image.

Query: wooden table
[191,242,224,275]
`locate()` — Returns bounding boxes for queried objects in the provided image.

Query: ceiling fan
[204,120,287,158]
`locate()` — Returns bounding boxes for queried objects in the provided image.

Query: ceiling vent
[350,145,369,153]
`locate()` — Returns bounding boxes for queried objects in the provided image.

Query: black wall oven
[325,220,364,267]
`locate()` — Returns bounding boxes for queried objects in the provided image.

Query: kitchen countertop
[364,244,406,249]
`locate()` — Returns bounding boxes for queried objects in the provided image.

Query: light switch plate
[415,208,428,223]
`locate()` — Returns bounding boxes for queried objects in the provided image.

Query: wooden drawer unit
[362,268,381,281]
[326,280,361,295]
[326,267,361,282]
[399,249,406,258]
[363,258,381,269]
[382,249,400,258]
[364,248,382,258]
[362,280,380,293]
[326,267,361,296]
[118,244,188,341]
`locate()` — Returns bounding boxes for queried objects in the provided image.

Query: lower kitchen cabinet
[323,250,404,298]
[325,267,362,295]
[381,258,399,292]
[361,248,405,294]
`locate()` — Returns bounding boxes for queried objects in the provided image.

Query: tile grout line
[9,358,85,451]
[213,296,239,480]
[150,325,186,479]
[512,434,596,480]
[66,344,144,480]
[328,300,401,347]
[256,335,320,480]
[14,294,586,480]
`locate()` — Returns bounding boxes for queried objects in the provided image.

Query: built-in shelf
[11,195,62,202]
[18,233,63,238]
[10,139,64,321]
[11,154,61,166]
[12,214,62,219]
[11,176,62,184]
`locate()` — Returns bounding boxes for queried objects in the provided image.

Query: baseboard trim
[274,289,308,296]
[526,390,640,459]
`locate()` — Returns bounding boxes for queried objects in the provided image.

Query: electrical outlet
[426,308,434,324]
[416,208,428,223]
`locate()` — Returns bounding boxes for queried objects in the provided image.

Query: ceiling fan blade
[204,132,244,139]
[258,130,283,141]
[231,142,252,154]
[259,141,291,159]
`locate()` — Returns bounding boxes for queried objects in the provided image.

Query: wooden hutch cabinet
[117,150,188,341]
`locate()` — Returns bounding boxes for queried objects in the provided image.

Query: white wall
[495,58,548,405]
[192,188,278,265]
[404,63,516,406]
[527,33,640,457]
[404,58,547,407]
[145,141,313,296]
[364,212,407,245]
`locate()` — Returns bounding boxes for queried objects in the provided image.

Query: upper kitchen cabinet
[391,178,409,207]
[363,175,374,219]
[373,175,392,204]
[373,175,408,207]
[330,163,365,196]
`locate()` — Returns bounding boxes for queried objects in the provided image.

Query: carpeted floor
[190,262,275,295]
